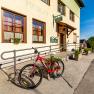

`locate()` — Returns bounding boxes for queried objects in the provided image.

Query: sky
[80,0,94,40]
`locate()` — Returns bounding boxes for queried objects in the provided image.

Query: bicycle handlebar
[32,47,39,54]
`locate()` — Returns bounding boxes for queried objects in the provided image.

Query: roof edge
[75,0,84,8]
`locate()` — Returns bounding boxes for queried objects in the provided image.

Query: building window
[41,0,50,5]
[70,10,75,22]
[58,0,66,15]
[2,9,26,43]
[32,19,46,43]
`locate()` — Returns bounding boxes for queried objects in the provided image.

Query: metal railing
[1,43,79,65]
[0,43,79,78]
[1,43,79,60]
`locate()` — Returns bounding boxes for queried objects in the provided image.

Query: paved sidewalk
[63,53,94,89]
[74,59,94,94]
[0,53,94,94]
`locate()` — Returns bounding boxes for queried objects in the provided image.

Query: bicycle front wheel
[18,64,43,89]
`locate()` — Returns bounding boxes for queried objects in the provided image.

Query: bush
[87,37,94,52]
[87,48,92,52]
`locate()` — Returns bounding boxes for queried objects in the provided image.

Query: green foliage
[47,56,62,62]
[74,50,80,61]
[79,47,81,52]
[12,38,21,44]
[84,48,88,55]
[87,37,94,52]
[87,48,92,52]
[74,50,80,56]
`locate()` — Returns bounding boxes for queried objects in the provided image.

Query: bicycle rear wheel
[18,64,43,89]
[53,60,64,78]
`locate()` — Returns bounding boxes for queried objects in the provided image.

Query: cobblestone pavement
[74,59,94,94]
[0,53,94,94]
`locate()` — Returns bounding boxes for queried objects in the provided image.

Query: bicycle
[18,47,64,89]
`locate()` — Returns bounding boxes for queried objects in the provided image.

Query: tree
[87,36,94,52]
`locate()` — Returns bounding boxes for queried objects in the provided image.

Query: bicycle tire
[18,64,43,89]
[52,60,64,78]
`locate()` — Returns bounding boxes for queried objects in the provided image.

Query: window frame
[32,18,46,43]
[41,0,50,5]
[70,10,75,22]
[1,8,27,43]
[58,0,66,16]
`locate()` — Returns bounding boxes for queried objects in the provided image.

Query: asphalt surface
[74,60,94,94]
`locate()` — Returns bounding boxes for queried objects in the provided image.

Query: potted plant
[12,38,21,44]
[79,47,82,53]
[84,48,88,55]
[74,50,80,61]
[68,49,75,60]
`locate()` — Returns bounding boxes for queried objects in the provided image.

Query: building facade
[0,0,84,54]
[80,39,87,49]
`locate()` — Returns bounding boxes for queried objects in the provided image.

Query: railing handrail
[1,43,79,62]
[1,50,15,60]
[1,44,62,60]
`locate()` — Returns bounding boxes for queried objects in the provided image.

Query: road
[74,60,94,94]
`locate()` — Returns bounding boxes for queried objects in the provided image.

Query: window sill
[33,41,46,44]
[70,19,75,22]
[57,11,65,16]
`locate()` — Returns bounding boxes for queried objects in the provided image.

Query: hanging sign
[53,15,63,23]
[50,37,58,43]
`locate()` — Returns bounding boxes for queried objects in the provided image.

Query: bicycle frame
[34,54,60,74]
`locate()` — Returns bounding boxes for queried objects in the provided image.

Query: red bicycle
[18,47,64,89]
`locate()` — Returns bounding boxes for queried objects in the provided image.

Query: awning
[57,22,76,38]
[58,22,76,30]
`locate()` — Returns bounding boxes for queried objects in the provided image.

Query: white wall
[0,0,80,63]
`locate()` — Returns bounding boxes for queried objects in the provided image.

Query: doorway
[58,25,66,51]
[60,33,66,51]
[60,33,64,46]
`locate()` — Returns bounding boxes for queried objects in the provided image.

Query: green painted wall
[62,0,80,17]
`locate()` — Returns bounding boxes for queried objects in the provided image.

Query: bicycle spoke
[18,64,42,89]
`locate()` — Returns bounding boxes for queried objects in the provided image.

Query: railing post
[66,43,68,61]
[49,45,52,57]
[50,45,51,52]
[75,43,76,50]
[13,50,16,79]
